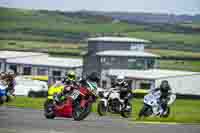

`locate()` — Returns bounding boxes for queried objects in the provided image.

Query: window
[100,57,111,65]
[130,44,144,51]
[147,59,155,69]
[128,58,145,70]
[52,70,61,80]
[37,68,48,75]
[111,57,117,62]
[23,66,32,75]
[9,64,17,73]
[100,57,106,63]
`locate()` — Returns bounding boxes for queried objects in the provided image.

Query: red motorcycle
[44,83,97,121]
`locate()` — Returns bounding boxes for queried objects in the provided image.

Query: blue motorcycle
[0,84,7,105]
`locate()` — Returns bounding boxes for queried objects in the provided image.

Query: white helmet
[117,75,125,80]
[116,75,125,84]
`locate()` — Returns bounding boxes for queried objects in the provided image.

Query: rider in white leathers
[150,80,173,114]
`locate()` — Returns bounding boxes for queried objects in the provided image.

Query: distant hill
[88,11,200,24]
[0,7,200,52]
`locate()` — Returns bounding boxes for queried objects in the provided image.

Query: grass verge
[5,96,200,123]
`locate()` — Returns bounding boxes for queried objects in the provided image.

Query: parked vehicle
[0,83,7,105]
[139,90,176,118]
[14,77,48,97]
[97,87,132,118]
[44,82,97,121]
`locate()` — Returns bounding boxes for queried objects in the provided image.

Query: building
[83,37,200,95]
[0,51,47,72]
[0,51,83,83]
[108,69,200,95]
[83,36,159,87]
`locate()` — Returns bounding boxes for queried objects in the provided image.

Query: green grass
[0,39,84,56]
[158,60,200,72]
[127,31,200,44]
[5,96,45,109]
[5,96,200,123]
[146,49,200,58]
[0,7,200,49]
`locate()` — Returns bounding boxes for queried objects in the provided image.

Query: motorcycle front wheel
[97,101,107,116]
[139,104,152,118]
[161,107,170,118]
[72,102,92,121]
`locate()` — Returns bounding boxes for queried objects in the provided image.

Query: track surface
[0,106,200,133]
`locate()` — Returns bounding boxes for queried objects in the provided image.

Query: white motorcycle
[97,87,132,118]
[139,90,176,118]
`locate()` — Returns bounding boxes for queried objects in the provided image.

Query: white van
[14,77,48,97]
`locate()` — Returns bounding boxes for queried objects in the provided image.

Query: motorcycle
[0,83,7,105]
[139,90,176,118]
[44,81,97,121]
[97,87,132,118]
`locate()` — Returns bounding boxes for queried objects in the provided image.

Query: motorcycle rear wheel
[44,100,55,119]
[97,101,107,116]
[161,107,170,118]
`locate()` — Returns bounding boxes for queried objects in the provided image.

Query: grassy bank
[158,60,200,72]
[0,39,84,56]
[1,7,200,51]
[5,96,200,123]
[147,49,200,58]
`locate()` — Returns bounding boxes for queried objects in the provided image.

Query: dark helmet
[87,72,100,83]
[160,80,170,91]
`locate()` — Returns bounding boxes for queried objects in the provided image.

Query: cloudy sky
[0,0,199,15]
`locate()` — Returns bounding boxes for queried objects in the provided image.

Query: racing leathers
[151,80,172,113]
[113,81,133,108]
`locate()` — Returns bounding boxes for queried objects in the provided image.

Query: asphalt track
[0,106,199,133]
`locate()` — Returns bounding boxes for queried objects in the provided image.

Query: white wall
[155,74,200,95]
[0,59,5,72]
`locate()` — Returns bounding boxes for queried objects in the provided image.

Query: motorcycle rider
[0,72,8,86]
[151,80,172,114]
[54,72,99,104]
[113,75,133,109]
[80,72,100,93]
[54,71,77,103]
[5,71,16,101]
[62,71,76,85]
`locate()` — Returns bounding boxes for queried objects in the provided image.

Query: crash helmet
[116,75,125,84]
[160,80,170,91]
[87,72,100,84]
[67,71,76,81]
